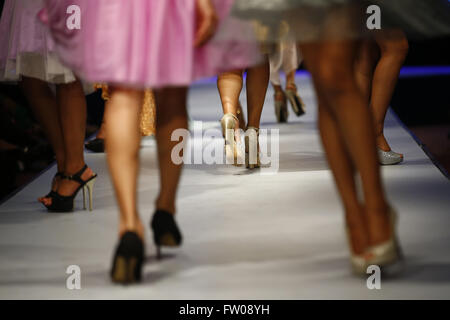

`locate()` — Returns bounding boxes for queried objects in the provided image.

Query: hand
[194,0,218,48]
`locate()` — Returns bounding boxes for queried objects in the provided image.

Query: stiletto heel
[221,113,244,166]
[110,231,144,284]
[84,178,96,211]
[45,165,98,212]
[245,126,260,169]
[274,91,288,123]
[285,83,305,117]
[150,210,182,258]
[82,186,87,210]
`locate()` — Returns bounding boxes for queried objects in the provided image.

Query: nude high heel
[274,91,288,123]
[221,113,244,166]
[345,226,370,275]
[366,206,404,273]
[245,126,260,169]
[285,83,305,117]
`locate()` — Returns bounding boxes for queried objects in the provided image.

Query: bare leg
[318,103,369,254]
[48,80,94,200]
[354,39,379,104]
[302,45,368,254]
[371,30,408,152]
[217,71,243,116]
[301,41,390,247]
[246,61,270,128]
[285,70,296,88]
[104,87,144,238]
[20,77,65,174]
[154,87,188,215]
[273,84,286,108]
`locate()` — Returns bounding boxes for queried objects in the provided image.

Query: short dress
[40,0,263,89]
[0,0,76,83]
[228,0,450,43]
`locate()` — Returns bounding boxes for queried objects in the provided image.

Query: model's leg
[354,39,379,104]
[246,60,270,128]
[20,77,65,194]
[104,87,144,237]
[217,70,243,117]
[153,87,188,215]
[302,44,368,254]
[371,30,409,152]
[53,80,94,196]
[301,41,390,246]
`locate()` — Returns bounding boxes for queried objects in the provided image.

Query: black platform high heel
[150,210,182,258]
[45,165,97,213]
[110,231,144,284]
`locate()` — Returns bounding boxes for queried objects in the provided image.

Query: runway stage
[1,74,449,299]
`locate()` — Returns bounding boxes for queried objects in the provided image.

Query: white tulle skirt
[0,0,76,83]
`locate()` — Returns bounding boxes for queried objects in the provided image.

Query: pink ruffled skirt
[41,0,262,88]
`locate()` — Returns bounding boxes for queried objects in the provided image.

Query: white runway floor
[1,74,449,299]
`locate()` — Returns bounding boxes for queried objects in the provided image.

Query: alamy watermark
[170,122,280,174]
[66,5,81,30]
[66,4,382,31]
[366,265,381,290]
[66,265,81,290]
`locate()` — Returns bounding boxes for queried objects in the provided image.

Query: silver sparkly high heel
[377,148,403,165]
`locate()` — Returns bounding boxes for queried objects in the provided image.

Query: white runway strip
[1,75,449,299]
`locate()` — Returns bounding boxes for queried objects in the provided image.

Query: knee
[314,63,355,101]
[379,38,409,61]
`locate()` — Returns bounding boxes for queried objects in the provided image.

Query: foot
[41,165,96,207]
[285,82,297,92]
[345,205,370,255]
[376,134,403,157]
[37,174,61,203]
[119,219,145,241]
[365,204,392,247]
[274,89,286,102]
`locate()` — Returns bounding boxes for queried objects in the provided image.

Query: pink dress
[0,0,75,83]
[41,0,262,88]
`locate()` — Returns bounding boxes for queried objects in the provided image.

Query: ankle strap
[246,126,259,134]
[286,83,297,91]
[62,165,88,184]
[223,113,239,122]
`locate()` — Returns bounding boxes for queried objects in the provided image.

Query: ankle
[64,162,86,175]
[119,217,144,238]
[365,201,389,214]
[286,82,297,91]
[156,199,175,215]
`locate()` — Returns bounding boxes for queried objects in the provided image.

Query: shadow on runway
[382,257,450,284]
